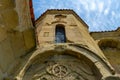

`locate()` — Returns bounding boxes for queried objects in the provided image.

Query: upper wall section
[36,9,109,60]
[36,9,89,28]
[36,9,90,45]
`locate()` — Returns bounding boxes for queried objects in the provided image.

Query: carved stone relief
[24,54,98,80]
[54,14,67,21]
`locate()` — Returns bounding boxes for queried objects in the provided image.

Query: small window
[44,32,49,37]
[55,24,66,43]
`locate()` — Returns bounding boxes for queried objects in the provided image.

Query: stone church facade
[0,0,120,80]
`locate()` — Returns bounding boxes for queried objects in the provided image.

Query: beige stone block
[0,38,15,72]
[23,29,35,53]
[38,31,44,37]
[2,9,18,29]
[0,69,3,80]
[42,28,53,31]
[39,31,54,37]
[38,36,54,43]
[0,0,15,11]
[0,28,7,42]
[10,32,26,57]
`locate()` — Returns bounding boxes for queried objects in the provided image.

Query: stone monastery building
[0,0,120,80]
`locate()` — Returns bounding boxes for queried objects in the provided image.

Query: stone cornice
[90,27,120,34]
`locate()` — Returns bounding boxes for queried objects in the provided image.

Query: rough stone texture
[0,0,35,79]
[36,10,112,62]
[91,30,120,74]
[0,1,120,79]
[33,10,120,80]
[102,75,120,80]
[23,54,100,80]
[36,10,106,58]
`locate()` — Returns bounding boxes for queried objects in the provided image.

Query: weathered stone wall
[35,10,119,79]
[0,0,35,79]
[91,30,120,74]
[36,10,108,59]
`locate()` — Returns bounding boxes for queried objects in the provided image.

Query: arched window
[55,24,66,43]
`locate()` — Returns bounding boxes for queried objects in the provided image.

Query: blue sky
[32,0,120,31]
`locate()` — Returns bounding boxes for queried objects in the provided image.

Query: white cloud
[78,1,89,12]
[90,2,96,11]
[104,9,109,15]
[112,11,115,16]
[33,0,120,31]
[98,2,104,13]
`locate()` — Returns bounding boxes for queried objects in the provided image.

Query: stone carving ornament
[47,64,68,78]
[31,55,97,80]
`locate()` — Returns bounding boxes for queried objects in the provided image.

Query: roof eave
[35,9,89,29]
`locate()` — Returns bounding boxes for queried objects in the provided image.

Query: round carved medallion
[26,55,98,80]
[52,64,68,78]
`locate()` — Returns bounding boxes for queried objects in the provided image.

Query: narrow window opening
[55,24,66,43]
